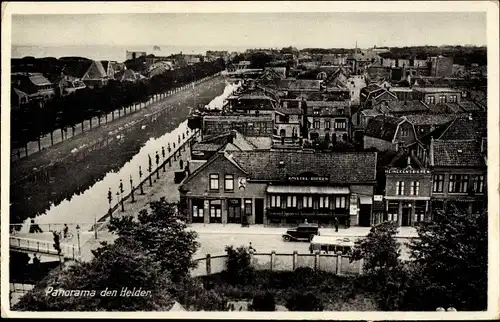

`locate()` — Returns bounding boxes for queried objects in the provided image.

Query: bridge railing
[10,223,97,235]
[10,236,78,260]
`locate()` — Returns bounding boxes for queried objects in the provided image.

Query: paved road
[11,75,223,181]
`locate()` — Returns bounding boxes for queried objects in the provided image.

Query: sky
[11,12,487,49]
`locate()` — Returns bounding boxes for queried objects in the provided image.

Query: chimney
[407,156,411,167]
[481,137,487,154]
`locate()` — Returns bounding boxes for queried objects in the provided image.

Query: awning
[267,185,350,195]
[359,196,373,205]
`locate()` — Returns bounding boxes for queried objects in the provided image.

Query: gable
[83,61,107,80]
[180,154,247,190]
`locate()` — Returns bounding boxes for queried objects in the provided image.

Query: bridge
[10,236,79,261]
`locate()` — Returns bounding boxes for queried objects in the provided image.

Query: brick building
[179,150,378,227]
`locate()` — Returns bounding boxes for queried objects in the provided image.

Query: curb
[189,230,417,239]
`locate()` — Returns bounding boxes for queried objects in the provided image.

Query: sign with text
[287,175,329,183]
[349,194,358,215]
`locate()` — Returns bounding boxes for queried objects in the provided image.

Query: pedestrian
[33,253,41,267]
[334,217,339,232]
[248,242,255,254]
[63,224,69,239]
[30,219,43,233]
[304,218,308,224]
[346,217,351,229]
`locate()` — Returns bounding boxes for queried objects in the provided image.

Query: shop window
[335,196,346,209]
[287,196,297,208]
[244,199,253,216]
[270,195,281,208]
[303,196,313,208]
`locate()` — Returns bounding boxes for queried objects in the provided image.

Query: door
[255,198,264,224]
[402,207,411,226]
[227,199,242,224]
[358,204,372,227]
[209,200,222,223]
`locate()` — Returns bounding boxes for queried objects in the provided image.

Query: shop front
[265,184,351,227]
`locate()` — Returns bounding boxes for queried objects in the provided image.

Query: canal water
[17,81,240,233]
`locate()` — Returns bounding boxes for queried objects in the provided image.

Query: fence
[9,236,78,260]
[11,73,220,161]
[94,128,202,226]
[190,251,363,277]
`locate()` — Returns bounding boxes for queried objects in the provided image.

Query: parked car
[309,235,355,255]
[282,223,320,242]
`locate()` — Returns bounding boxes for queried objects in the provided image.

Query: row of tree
[11,59,225,150]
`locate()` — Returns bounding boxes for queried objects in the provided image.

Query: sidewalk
[188,224,418,239]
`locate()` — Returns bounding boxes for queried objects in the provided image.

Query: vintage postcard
[1,1,499,319]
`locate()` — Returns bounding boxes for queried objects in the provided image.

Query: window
[433,174,444,193]
[448,174,469,193]
[224,174,234,191]
[303,196,313,208]
[319,196,329,208]
[401,127,410,137]
[397,181,405,195]
[209,174,219,190]
[286,196,297,208]
[411,181,420,196]
[314,120,320,129]
[472,175,485,193]
[335,196,346,209]
[439,95,447,104]
[426,96,435,104]
[325,120,331,129]
[335,120,347,129]
[449,95,457,103]
[244,199,253,216]
[270,195,281,208]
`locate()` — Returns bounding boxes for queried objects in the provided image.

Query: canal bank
[10,76,228,225]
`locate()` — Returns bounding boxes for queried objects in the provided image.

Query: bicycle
[61,230,74,241]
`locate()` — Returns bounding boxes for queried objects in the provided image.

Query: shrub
[224,245,255,285]
[193,289,229,311]
[285,291,324,311]
[249,291,276,311]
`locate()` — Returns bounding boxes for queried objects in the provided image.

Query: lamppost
[76,224,81,257]
[130,175,135,203]
[148,154,153,187]
[107,188,113,219]
[139,166,144,195]
[162,147,166,172]
[155,151,160,179]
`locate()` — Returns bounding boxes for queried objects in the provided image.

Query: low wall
[190,251,363,277]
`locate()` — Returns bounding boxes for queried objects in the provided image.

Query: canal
[14,80,240,232]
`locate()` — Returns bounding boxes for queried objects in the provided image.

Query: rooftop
[438,115,487,140]
[365,115,405,142]
[377,100,428,114]
[432,139,485,168]
[413,87,461,93]
[277,79,322,91]
[229,151,378,184]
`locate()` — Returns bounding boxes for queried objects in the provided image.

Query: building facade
[179,150,378,227]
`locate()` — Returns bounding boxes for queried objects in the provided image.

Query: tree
[351,221,409,310]
[14,239,174,311]
[248,52,273,69]
[285,291,323,311]
[351,221,401,273]
[407,208,487,311]
[14,197,200,311]
[107,197,200,281]
[224,245,254,285]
